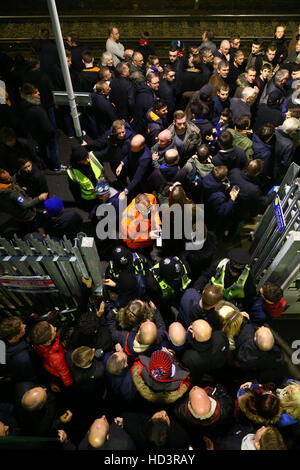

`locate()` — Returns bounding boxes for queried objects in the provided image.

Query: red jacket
[33,333,73,387]
[262,297,287,318]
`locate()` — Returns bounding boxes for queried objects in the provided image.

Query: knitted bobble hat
[149,350,172,382]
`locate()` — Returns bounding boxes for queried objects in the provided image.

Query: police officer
[194,247,256,311]
[0,168,48,237]
[103,245,149,304]
[146,256,192,325]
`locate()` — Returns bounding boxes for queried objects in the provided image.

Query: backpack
[186,160,203,203]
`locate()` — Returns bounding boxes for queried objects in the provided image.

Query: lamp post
[47,0,83,143]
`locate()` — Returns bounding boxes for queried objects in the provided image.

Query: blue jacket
[122,145,152,195]
[178,288,221,331]
[202,172,224,199]
[212,95,231,126]
[249,294,269,326]
[104,352,137,402]
[2,339,40,383]
[252,133,273,177]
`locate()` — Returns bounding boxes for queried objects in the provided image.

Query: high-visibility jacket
[211,258,250,300]
[108,252,146,280]
[150,257,192,297]
[121,194,161,249]
[67,152,104,200]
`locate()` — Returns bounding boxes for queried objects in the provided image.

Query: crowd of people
[0,22,300,451]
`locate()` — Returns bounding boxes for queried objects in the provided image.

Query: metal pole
[47,0,83,143]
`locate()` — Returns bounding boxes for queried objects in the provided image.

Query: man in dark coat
[172,384,234,438]
[0,127,42,175]
[66,33,88,73]
[273,118,300,183]
[91,81,119,137]
[32,27,59,74]
[132,72,160,135]
[234,324,287,383]
[0,316,41,383]
[104,343,137,407]
[19,83,63,171]
[109,62,135,121]
[41,197,83,241]
[252,124,275,178]
[117,134,153,199]
[229,159,278,220]
[178,286,223,331]
[14,158,48,199]
[77,415,136,450]
[212,130,248,171]
[254,90,284,132]
[14,382,72,437]
[158,65,176,124]
[181,319,229,384]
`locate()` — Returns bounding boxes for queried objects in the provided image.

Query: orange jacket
[121,194,161,249]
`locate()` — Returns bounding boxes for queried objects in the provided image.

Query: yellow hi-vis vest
[67,152,104,200]
[211,258,250,300]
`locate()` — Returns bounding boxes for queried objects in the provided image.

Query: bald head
[137,320,157,345]
[191,319,212,342]
[21,387,47,411]
[254,326,275,351]
[220,40,230,55]
[157,129,172,148]
[168,322,186,346]
[88,416,109,448]
[189,386,211,417]
[164,148,179,166]
[131,134,145,152]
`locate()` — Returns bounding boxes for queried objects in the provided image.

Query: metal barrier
[0,234,103,316]
[250,162,300,287]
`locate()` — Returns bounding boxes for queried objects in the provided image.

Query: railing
[1,14,300,20]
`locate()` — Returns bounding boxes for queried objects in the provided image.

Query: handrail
[0,13,300,20]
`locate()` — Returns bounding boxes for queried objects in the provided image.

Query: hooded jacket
[167,120,202,165]
[130,355,190,404]
[237,388,282,426]
[33,333,73,387]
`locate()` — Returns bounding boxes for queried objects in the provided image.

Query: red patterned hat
[149,350,172,382]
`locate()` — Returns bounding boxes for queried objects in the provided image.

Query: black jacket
[181,331,229,382]
[254,103,284,133]
[66,354,105,395]
[122,410,191,450]
[2,339,40,383]
[19,97,55,143]
[132,81,157,134]
[172,383,234,437]
[158,78,176,124]
[78,422,136,450]
[109,76,135,120]
[91,92,119,136]
[212,146,248,171]
[234,323,286,382]
[229,167,276,218]
[14,163,49,198]
[0,138,41,175]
